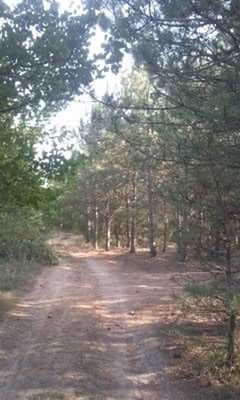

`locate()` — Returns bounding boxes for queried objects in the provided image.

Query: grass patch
[0,260,44,292]
[168,279,240,388]
[0,292,17,313]
[0,239,58,292]
[185,282,219,298]
[194,386,240,400]
[29,393,65,400]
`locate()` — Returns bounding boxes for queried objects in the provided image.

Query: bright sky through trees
[5,0,132,131]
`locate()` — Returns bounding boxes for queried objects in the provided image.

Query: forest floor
[0,233,239,400]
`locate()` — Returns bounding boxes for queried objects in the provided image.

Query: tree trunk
[126,196,130,248]
[176,209,187,262]
[176,163,188,262]
[93,206,98,250]
[130,216,136,254]
[235,220,240,248]
[196,210,203,255]
[214,230,221,257]
[225,240,237,367]
[162,199,168,253]
[225,240,232,286]
[226,311,236,367]
[86,214,91,243]
[147,168,157,257]
[129,175,137,254]
[105,215,111,251]
[114,223,121,248]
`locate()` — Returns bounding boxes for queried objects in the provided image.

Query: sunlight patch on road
[129,371,157,385]
[71,304,92,309]
[8,311,29,318]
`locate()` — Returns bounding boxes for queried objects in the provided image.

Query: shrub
[0,208,58,291]
[0,208,57,264]
[185,282,219,298]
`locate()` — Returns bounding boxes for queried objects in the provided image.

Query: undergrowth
[172,279,240,394]
[0,208,58,292]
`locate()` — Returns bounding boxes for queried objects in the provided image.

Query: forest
[0,1,240,399]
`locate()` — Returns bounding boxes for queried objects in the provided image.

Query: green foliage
[194,386,240,400]
[0,0,96,116]
[226,291,240,314]
[0,117,44,208]
[207,350,226,370]
[0,1,98,292]
[91,0,240,257]
[185,282,220,298]
[0,208,57,265]
[0,208,58,292]
[0,261,41,292]
[185,282,240,316]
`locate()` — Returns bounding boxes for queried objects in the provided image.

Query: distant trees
[82,0,240,366]
[56,71,171,254]
[55,0,240,365]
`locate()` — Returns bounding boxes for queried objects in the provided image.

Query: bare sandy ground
[0,235,194,400]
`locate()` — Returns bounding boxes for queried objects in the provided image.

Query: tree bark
[114,223,121,248]
[235,220,240,248]
[130,216,136,253]
[85,207,92,243]
[226,310,236,367]
[105,215,111,251]
[225,240,232,286]
[224,240,237,367]
[208,155,237,367]
[147,169,157,257]
[176,208,187,262]
[162,199,168,253]
[86,212,91,243]
[176,163,188,262]
[129,174,137,254]
[93,206,98,250]
[126,196,130,248]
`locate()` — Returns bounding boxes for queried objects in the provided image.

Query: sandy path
[0,237,189,400]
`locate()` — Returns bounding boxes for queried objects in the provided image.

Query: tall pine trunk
[162,199,168,253]
[176,162,188,262]
[93,205,98,250]
[105,215,111,251]
[147,168,157,257]
[176,206,187,262]
[114,223,121,248]
[210,159,237,367]
[86,211,91,243]
[104,197,112,251]
[130,174,137,254]
[126,196,130,248]
[130,216,136,253]
[225,240,236,367]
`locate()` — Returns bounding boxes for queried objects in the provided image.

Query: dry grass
[0,292,17,314]
[163,285,240,398]
[29,394,65,400]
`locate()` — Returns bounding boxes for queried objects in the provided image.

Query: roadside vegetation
[0,208,58,292]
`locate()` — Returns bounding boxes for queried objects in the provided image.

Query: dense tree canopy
[0,0,97,116]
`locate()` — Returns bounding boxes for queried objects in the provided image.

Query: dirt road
[0,235,191,400]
